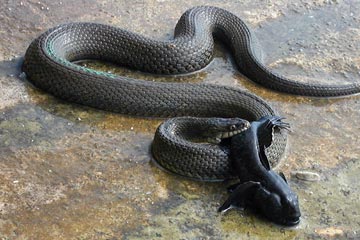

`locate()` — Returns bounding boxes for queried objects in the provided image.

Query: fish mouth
[282,216,300,226]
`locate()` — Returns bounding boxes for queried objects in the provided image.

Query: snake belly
[22,6,358,180]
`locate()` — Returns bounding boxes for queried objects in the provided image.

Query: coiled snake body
[23,6,360,180]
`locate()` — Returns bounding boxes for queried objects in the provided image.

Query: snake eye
[229,125,236,131]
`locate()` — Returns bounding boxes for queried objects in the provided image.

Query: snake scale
[22,6,360,180]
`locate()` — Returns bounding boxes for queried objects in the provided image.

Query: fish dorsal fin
[279,172,288,183]
[259,145,271,171]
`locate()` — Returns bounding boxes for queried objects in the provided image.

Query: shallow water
[0,0,359,239]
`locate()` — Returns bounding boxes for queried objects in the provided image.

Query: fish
[219,116,301,226]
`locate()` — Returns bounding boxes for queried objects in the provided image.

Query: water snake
[22,6,360,180]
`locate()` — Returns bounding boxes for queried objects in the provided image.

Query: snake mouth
[216,121,250,139]
[205,120,250,144]
[217,128,244,139]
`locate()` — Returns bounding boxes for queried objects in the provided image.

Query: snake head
[203,118,250,143]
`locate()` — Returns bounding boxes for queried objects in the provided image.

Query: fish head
[254,173,301,226]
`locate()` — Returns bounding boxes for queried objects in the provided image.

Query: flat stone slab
[0,1,359,239]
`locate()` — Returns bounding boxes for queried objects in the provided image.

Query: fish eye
[229,125,236,131]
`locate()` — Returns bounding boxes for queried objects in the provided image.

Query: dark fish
[219,116,301,226]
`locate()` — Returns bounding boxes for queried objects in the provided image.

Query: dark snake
[22,6,360,180]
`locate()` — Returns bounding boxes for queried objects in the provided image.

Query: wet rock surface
[0,0,359,239]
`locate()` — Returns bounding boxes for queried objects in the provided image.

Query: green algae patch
[0,117,42,144]
[219,211,299,240]
[0,103,87,148]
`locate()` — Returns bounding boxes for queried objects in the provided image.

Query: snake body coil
[23,6,359,180]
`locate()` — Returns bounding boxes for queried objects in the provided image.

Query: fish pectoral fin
[218,181,261,213]
[227,182,241,193]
